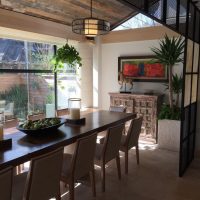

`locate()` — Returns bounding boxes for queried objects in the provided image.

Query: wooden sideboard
[109,92,164,142]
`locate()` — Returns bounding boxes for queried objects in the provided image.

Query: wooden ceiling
[0,0,135,28]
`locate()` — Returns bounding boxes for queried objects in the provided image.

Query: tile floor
[60,141,200,200]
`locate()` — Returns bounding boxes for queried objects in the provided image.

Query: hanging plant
[51,43,82,71]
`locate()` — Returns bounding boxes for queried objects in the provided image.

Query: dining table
[0,110,136,170]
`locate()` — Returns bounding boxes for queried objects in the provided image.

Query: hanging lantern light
[72,0,110,37]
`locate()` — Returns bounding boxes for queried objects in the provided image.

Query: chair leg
[69,179,74,200]
[89,167,96,197]
[57,184,61,200]
[101,162,106,192]
[116,154,121,180]
[136,145,140,165]
[125,149,129,174]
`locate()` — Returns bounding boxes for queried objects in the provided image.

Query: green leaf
[51,43,82,71]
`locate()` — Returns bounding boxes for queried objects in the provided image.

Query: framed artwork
[118,56,168,82]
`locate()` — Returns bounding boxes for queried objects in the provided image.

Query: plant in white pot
[151,35,185,151]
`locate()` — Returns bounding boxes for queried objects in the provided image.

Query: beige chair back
[56,108,69,117]
[0,167,13,200]
[126,117,143,149]
[103,124,124,163]
[72,133,97,180]
[27,113,45,121]
[109,106,126,113]
[24,148,63,200]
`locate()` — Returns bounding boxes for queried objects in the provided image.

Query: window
[113,13,159,31]
[0,38,80,123]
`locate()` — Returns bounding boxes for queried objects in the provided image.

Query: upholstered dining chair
[120,116,143,174]
[61,133,97,200]
[97,106,126,143]
[95,123,124,192]
[0,167,13,200]
[56,108,69,117]
[12,147,64,200]
[27,112,45,121]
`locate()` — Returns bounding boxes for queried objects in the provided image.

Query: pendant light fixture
[72,0,110,37]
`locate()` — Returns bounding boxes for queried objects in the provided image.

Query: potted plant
[51,43,82,71]
[151,35,184,151]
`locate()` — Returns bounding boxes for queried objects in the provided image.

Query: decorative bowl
[17,118,66,136]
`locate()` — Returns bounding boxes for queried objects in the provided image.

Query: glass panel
[188,3,195,39]
[0,73,28,120]
[184,75,191,107]
[28,73,55,118]
[149,0,163,20]
[113,13,159,31]
[186,39,193,73]
[179,0,187,35]
[0,38,54,70]
[166,0,177,28]
[0,72,55,122]
[27,42,54,70]
[195,11,200,43]
[193,43,199,73]
[57,72,81,109]
[191,75,198,103]
[0,39,25,70]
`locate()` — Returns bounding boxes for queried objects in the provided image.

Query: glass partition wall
[117,0,200,176]
[0,38,80,123]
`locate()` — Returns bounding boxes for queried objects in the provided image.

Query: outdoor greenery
[51,43,82,71]
[0,85,28,118]
[151,35,184,110]
[46,93,54,104]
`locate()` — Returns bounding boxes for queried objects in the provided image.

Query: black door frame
[117,0,200,176]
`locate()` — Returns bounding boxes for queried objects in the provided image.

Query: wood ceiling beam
[0,8,85,41]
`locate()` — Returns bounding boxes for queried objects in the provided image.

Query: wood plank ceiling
[0,0,135,28]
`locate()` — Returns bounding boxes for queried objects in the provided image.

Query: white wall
[78,42,93,108]
[100,40,183,110]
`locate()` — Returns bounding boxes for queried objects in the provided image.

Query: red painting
[119,56,168,82]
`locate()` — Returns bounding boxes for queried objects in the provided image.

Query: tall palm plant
[151,35,185,109]
[164,74,183,107]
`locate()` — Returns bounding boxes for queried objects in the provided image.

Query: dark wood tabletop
[0,110,136,170]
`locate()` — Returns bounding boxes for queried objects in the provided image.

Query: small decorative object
[51,43,82,71]
[72,0,110,37]
[17,118,66,136]
[118,56,168,82]
[0,122,12,150]
[67,98,85,125]
[68,98,81,120]
[118,72,133,93]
